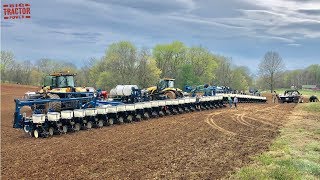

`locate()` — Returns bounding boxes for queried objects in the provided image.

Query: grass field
[231,102,320,179]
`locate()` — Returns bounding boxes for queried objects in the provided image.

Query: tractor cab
[44,72,76,89]
[41,72,87,93]
[157,78,175,92]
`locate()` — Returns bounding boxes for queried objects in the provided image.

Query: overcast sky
[1,0,320,72]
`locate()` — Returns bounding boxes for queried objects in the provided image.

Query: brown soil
[1,84,296,179]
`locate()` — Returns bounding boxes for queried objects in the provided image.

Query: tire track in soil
[205,104,284,139]
[205,116,236,136]
[205,112,256,139]
[236,113,257,127]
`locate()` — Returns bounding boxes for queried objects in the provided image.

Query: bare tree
[258,51,285,92]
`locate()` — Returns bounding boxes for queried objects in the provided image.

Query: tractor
[25,72,92,112]
[146,78,184,100]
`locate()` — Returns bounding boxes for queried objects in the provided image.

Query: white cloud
[287,43,301,47]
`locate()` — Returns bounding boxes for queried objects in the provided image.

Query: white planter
[158,100,166,106]
[184,98,190,103]
[74,109,85,118]
[125,104,136,111]
[32,114,46,123]
[165,100,173,105]
[85,108,97,116]
[116,105,126,112]
[189,98,196,103]
[143,102,152,108]
[150,101,159,107]
[178,99,185,105]
[97,107,108,114]
[172,99,179,105]
[134,103,144,110]
[107,106,118,113]
[47,112,60,121]
[61,110,73,119]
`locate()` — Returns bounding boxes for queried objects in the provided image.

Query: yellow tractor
[147,78,184,100]
[40,72,87,94]
[31,72,89,112]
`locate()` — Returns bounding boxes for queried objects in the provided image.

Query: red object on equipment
[101,91,108,99]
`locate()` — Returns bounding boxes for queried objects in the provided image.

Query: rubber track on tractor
[47,94,61,112]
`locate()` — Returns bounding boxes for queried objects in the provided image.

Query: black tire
[118,117,124,124]
[159,111,165,117]
[144,112,150,119]
[165,110,171,115]
[48,127,54,136]
[62,125,68,134]
[74,123,81,131]
[87,121,93,129]
[135,114,142,121]
[107,118,114,126]
[98,120,104,128]
[126,115,133,123]
[46,94,61,112]
[33,129,40,138]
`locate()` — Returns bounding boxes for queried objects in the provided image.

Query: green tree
[153,41,187,78]
[136,49,161,88]
[176,46,218,88]
[90,41,161,90]
[0,51,14,82]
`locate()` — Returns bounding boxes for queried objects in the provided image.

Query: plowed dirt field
[1,84,296,179]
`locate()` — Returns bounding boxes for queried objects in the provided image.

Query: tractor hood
[147,86,157,92]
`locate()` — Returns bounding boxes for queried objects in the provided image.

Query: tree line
[256,51,320,91]
[1,41,319,92]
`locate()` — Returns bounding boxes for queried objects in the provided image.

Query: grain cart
[278,90,303,103]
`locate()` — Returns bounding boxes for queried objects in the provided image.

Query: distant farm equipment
[278,90,304,103]
[146,78,184,100]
